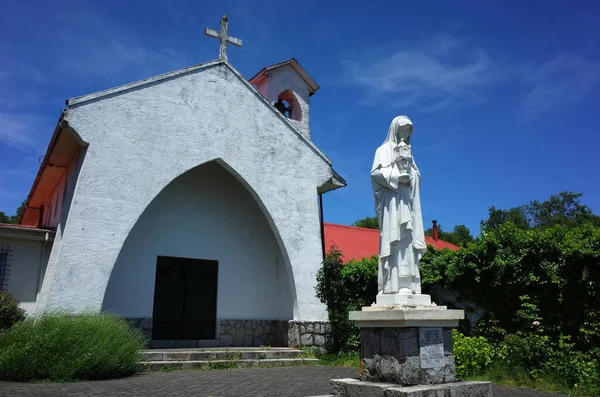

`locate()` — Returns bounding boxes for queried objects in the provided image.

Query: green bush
[542,345,600,395]
[0,313,147,381]
[497,332,552,372]
[0,291,25,332]
[452,329,495,378]
[453,330,600,396]
[315,248,377,352]
[495,336,600,396]
[421,222,600,350]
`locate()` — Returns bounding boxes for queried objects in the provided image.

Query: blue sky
[1,0,599,234]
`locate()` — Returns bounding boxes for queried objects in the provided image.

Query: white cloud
[0,112,44,151]
[341,34,506,110]
[342,34,600,119]
[519,55,600,120]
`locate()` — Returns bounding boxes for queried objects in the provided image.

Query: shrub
[0,291,25,332]
[315,248,377,352]
[421,222,600,350]
[453,330,600,396]
[452,330,495,377]
[0,313,147,381]
[497,332,552,372]
[542,345,600,395]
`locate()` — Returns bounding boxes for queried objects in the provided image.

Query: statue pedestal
[328,305,493,396]
[375,292,432,307]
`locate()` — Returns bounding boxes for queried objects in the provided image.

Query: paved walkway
[0,367,567,396]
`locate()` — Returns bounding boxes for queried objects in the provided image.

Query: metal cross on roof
[204,15,242,62]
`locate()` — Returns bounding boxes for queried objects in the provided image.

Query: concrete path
[0,367,567,396]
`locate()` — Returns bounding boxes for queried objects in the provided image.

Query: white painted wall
[276,251,294,319]
[37,62,334,321]
[0,235,51,314]
[102,162,293,320]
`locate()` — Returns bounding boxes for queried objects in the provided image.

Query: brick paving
[0,367,567,397]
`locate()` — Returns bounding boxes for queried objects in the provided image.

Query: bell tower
[249,58,319,141]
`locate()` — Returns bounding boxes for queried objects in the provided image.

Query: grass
[302,348,360,367]
[463,364,600,397]
[0,313,147,382]
[208,361,241,370]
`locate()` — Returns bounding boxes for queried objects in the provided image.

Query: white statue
[371,116,427,299]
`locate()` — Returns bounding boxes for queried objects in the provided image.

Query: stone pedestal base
[349,306,466,387]
[330,378,493,397]
[359,327,456,385]
[375,293,432,307]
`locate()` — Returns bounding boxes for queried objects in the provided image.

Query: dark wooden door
[152,257,186,340]
[184,261,218,339]
[152,256,218,340]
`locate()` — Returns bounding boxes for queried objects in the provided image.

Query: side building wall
[0,229,53,314]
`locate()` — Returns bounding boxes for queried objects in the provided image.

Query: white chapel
[0,17,345,348]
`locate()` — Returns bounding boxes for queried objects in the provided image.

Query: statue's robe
[371,117,427,294]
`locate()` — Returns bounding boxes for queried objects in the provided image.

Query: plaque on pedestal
[419,327,445,369]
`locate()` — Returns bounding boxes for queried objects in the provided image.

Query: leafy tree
[525,191,600,229]
[354,216,474,246]
[481,192,599,231]
[451,225,474,246]
[351,216,379,230]
[424,224,474,247]
[0,201,25,224]
[0,212,11,224]
[481,205,530,231]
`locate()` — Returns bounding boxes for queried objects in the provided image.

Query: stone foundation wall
[218,320,288,347]
[127,318,290,347]
[287,320,331,349]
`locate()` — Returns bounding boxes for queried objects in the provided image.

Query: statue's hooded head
[373,115,415,172]
[385,116,413,145]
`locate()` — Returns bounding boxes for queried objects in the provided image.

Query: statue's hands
[393,149,404,164]
[398,174,411,185]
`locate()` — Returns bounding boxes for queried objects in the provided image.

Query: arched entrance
[102,161,294,346]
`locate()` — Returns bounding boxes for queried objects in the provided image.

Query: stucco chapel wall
[102,162,293,320]
[36,62,333,321]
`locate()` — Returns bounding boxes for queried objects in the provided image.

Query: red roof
[0,223,53,231]
[323,223,459,263]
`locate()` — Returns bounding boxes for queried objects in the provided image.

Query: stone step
[141,349,307,362]
[330,379,493,397]
[148,339,220,349]
[139,358,319,371]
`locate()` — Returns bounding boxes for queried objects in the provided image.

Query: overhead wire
[327,193,371,218]
[331,180,434,224]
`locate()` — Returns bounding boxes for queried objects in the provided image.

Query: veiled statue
[371,116,427,297]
